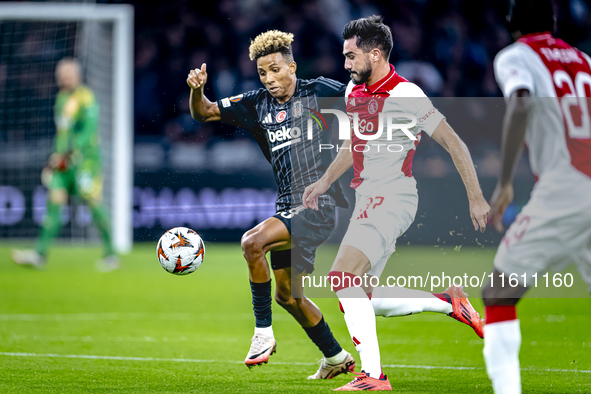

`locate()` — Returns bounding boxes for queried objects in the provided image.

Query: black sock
[250,280,272,328]
[303,317,343,358]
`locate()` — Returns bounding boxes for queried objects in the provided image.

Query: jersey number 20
[553,70,591,139]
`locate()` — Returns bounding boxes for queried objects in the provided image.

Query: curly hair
[248,30,294,62]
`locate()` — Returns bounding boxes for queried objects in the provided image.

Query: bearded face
[349,55,372,85]
[343,38,374,85]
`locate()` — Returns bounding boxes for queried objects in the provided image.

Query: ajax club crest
[368,98,379,115]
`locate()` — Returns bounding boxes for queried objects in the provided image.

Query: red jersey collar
[364,64,396,94]
[518,31,553,43]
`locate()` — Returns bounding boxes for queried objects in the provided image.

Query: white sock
[255,326,274,338]
[326,348,347,364]
[337,286,382,378]
[371,286,453,317]
[483,320,521,394]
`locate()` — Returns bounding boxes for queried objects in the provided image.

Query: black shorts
[270,205,336,274]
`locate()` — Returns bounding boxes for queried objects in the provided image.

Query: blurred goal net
[0,2,133,252]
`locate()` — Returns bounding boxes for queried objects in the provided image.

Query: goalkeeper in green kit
[12,59,118,271]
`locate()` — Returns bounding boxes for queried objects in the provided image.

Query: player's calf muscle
[274,286,297,309]
[274,288,322,327]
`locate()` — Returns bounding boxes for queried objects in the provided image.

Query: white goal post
[0,2,134,253]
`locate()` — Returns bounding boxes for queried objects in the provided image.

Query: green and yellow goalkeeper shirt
[54,85,101,168]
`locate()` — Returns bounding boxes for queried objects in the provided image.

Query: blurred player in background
[12,58,118,272]
[304,16,490,390]
[187,31,357,379]
[482,1,591,393]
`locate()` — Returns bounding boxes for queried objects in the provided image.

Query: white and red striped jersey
[494,32,591,182]
[344,65,444,195]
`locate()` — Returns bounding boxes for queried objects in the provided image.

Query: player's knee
[241,231,263,260]
[49,189,67,205]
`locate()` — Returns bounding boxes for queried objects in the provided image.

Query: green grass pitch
[1,243,590,393]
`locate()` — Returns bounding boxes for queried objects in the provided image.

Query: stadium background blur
[2,0,591,244]
[2,2,591,393]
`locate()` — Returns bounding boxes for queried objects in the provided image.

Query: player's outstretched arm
[303,139,352,210]
[490,89,531,232]
[431,119,490,232]
[187,63,221,122]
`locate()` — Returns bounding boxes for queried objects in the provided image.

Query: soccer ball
[157,227,205,275]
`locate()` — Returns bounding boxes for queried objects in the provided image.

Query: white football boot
[244,333,277,368]
[12,249,46,269]
[308,350,356,379]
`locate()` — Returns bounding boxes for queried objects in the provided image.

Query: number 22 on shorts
[356,196,384,220]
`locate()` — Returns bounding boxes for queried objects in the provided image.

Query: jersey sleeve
[217,89,264,130]
[494,44,535,98]
[386,82,445,137]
